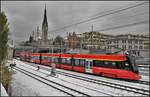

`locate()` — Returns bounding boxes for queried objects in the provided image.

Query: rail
[15,59,150,96]
[14,66,91,97]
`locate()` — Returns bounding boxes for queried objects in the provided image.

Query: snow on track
[14,60,110,96]
[11,68,67,96]
[14,59,149,96]
[19,59,149,90]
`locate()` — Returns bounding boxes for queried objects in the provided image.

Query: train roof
[31,53,127,61]
[73,54,127,61]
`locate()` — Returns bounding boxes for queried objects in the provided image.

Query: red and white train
[20,52,141,80]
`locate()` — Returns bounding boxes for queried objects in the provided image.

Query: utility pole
[80,34,82,49]
[32,30,34,41]
[60,40,62,53]
[35,28,36,41]
[51,38,54,62]
[92,24,93,32]
[91,25,93,50]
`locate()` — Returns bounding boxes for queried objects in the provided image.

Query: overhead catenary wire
[50,20,149,39]
[49,1,148,33]
[48,1,144,31]
[95,20,149,32]
[78,10,148,28]
[48,12,149,38]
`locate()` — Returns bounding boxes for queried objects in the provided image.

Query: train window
[42,56,48,60]
[111,62,117,67]
[75,59,80,66]
[103,61,117,68]
[51,58,54,63]
[54,58,59,63]
[48,57,52,62]
[93,60,117,68]
[123,62,131,70]
[32,56,39,60]
[53,58,56,62]
[66,58,71,65]
[119,61,131,70]
[115,61,122,69]
[93,60,104,67]
[61,58,66,64]
[32,56,38,60]
[79,59,85,66]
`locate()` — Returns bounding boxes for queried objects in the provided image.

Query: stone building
[80,31,113,50]
[67,32,80,49]
[106,34,149,57]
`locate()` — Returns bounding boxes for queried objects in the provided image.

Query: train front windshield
[129,55,139,74]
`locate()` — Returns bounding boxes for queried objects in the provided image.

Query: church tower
[41,5,49,47]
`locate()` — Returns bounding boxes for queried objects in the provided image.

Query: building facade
[106,34,149,56]
[80,31,114,50]
[67,32,80,49]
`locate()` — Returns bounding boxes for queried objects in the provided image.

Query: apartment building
[106,34,149,56]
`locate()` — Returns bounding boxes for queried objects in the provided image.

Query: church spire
[42,4,48,26]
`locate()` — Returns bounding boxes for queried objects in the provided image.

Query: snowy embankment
[9,61,68,96]
[1,83,8,96]
[14,60,111,96]
[13,59,149,96]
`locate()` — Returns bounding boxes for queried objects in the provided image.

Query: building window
[139,41,142,44]
[129,46,132,49]
[137,51,140,56]
[139,46,143,50]
[128,40,132,44]
[116,40,118,43]
[122,40,126,43]
[135,41,138,44]
[134,46,138,49]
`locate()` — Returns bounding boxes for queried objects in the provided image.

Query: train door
[85,59,93,73]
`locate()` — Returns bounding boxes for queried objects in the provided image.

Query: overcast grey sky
[1,1,149,44]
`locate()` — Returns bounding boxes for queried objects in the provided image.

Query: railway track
[40,68,150,96]
[14,66,91,97]
[15,65,116,96]
[15,59,150,96]
[139,67,149,76]
[23,60,149,86]
[138,65,149,68]
[138,80,149,85]
[17,61,149,96]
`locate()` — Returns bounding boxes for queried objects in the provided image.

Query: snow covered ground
[8,60,67,96]
[1,83,8,96]
[13,60,111,96]
[11,70,68,96]
[10,59,149,96]
[139,67,149,76]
